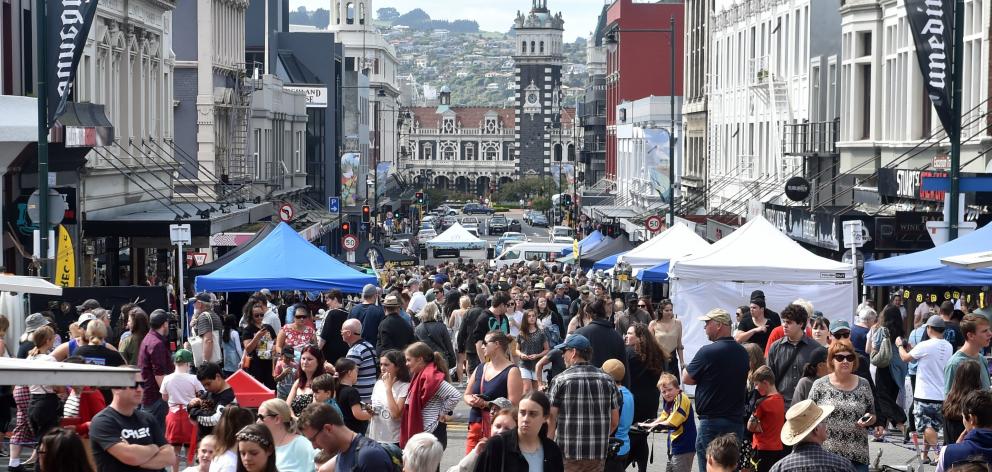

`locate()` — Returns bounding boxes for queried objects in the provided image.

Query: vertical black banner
[904,0,955,133]
[46,0,100,127]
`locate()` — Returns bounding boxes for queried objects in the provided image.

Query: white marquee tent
[618,222,711,270]
[427,223,486,250]
[669,215,856,370]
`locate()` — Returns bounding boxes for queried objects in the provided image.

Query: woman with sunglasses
[256,399,315,472]
[275,306,317,359]
[286,346,326,417]
[808,339,876,472]
[241,301,277,389]
[648,299,684,376]
[464,330,523,453]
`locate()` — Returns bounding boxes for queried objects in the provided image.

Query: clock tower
[512,0,564,178]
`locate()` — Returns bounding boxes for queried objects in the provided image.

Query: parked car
[460,216,481,229]
[488,215,508,235]
[508,218,522,233]
[495,232,527,255]
[462,203,495,215]
[440,215,458,230]
[530,213,549,227]
[550,225,575,240]
[522,210,537,225]
[415,228,437,246]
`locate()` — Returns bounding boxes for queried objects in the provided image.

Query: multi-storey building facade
[581,12,609,189]
[680,0,712,213]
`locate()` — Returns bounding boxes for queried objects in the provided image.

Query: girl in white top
[209,406,256,472]
[367,350,411,445]
[256,398,315,472]
[182,435,215,472]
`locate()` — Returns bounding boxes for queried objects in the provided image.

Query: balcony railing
[782,119,839,156]
[408,128,514,136]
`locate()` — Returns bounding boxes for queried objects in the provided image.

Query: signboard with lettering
[873,212,941,252]
[285,86,328,108]
[764,205,841,251]
[878,168,947,202]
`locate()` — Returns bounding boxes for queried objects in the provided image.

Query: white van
[490,242,571,269]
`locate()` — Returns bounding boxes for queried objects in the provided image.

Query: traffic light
[361,205,371,223]
[562,194,573,207]
[341,222,351,234]
[415,192,424,205]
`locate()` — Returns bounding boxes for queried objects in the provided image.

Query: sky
[289,0,608,41]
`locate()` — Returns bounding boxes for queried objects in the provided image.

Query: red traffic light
[361,205,371,223]
[341,222,351,234]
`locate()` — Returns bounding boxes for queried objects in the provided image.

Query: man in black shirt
[574,299,628,379]
[319,289,351,364]
[471,291,511,361]
[349,284,385,346]
[458,294,489,376]
[188,362,237,437]
[376,295,415,354]
[89,371,175,472]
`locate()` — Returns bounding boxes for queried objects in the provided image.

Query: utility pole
[948,0,964,240]
[36,0,50,280]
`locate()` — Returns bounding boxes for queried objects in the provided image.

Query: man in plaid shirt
[548,334,620,472]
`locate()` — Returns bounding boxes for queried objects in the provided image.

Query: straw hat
[780,399,834,446]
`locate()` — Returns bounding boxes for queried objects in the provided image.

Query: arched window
[335,1,341,23]
[346,2,354,24]
[521,41,526,53]
[359,2,365,25]
[540,41,544,53]
[530,41,535,53]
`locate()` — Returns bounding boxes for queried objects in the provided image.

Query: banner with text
[47,0,100,126]
[904,0,955,133]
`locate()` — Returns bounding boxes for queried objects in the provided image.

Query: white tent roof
[0,274,63,296]
[669,215,855,283]
[0,357,139,386]
[619,222,711,269]
[427,223,486,249]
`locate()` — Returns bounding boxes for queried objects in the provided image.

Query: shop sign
[705,219,735,242]
[763,205,840,251]
[284,86,328,108]
[873,212,941,251]
[878,168,947,202]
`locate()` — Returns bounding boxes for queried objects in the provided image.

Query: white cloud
[289,0,606,41]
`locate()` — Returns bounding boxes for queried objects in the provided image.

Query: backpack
[355,435,403,472]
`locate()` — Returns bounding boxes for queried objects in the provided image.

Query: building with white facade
[706,0,814,216]
[680,0,712,212]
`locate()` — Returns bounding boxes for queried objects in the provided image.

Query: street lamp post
[605,16,678,227]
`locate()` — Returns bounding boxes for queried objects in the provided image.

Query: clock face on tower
[526,92,538,104]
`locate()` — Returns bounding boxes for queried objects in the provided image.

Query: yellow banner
[55,225,75,287]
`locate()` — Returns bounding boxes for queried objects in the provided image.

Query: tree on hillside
[377,7,400,21]
[290,6,310,25]
[312,8,329,29]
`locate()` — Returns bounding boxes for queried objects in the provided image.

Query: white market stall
[618,222,711,272]
[0,357,140,386]
[426,223,487,264]
[669,215,857,369]
[1,274,63,364]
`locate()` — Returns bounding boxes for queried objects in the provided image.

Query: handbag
[190,313,223,367]
[870,328,892,368]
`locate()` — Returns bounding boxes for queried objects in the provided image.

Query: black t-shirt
[337,385,368,434]
[89,407,167,472]
[685,337,750,420]
[241,324,277,360]
[74,344,126,367]
[17,340,34,359]
[736,313,781,351]
[458,307,485,355]
[319,308,350,364]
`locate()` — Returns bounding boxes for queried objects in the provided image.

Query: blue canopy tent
[593,251,629,270]
[562,230,604,256]
[864,222,992,286]
[637,261,670,282]
[195,222,377,293]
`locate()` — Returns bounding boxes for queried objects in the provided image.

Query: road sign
[328,197,340,214]
[645,215,663,233]
[342,234,359,251]
[169,224,191,245]
[279,203,295,222]
[186,252,208,266]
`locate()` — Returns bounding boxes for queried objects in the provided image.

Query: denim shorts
[913,400,944,432]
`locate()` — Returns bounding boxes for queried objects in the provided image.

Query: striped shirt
[657,391,696,456]
[419,381,461,434]
[347,340,377,402]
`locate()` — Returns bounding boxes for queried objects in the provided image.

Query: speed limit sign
[645,215,663,233]
[342,234,359,251]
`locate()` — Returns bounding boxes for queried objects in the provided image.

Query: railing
[409,128,515,136]
[748,55,772,86]
[782,119,838,157]
[405,160,517,170]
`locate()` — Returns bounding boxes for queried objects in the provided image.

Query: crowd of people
[1,259,991,472]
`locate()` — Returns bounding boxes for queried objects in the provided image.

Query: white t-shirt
[366,379,410,444]
[909,337,953,401]
[208,450,237,472]
[160,371,205,408]
[408,292,427,315]
[510,310,523,337]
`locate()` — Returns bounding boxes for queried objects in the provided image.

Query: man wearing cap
[896,315,953,463]
[769,400,855,471]
[405,279,427,316]
[547,334,620,472]
[137,310,175,435]
[552,284,572,323]
[767,304,820,408]
[376,295,415,355]
[191,292,224,367]
[683,308,749,471]
[350,284,385,346]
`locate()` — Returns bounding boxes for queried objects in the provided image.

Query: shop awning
[83,201,275,239]
[50,102,114,148]
[0,274,63,296]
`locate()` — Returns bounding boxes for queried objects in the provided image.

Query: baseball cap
[174,349,194,364]
[555,283,565,290]
[76,299,101,313]
[926,314,947,329]
[829,320,851,334]
[602,359,625,382]
[194,292,216,304]
[579,286,591,294]
[77,312,97,327]
[699,308,733,326]
[554,334,591,351]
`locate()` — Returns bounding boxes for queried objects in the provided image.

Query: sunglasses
[833,354,856,363]
[638,304,647,308]
[833,332,850,339]
[257,413,278,421]
[123,380,144,389]
[295,315,310,319]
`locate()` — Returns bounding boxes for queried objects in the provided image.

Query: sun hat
[781,399,834,446]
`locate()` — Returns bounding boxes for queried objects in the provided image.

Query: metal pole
[668,15,676,227]
[373,100,380,244]
[948,0,964,240]
[177,241,185,343]
[36,0,50,280]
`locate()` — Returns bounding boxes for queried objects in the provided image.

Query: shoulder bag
[869,328,892,368]
[191,312,223,367]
